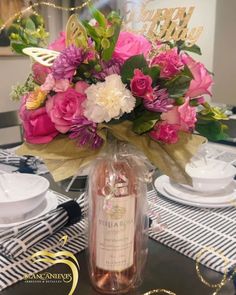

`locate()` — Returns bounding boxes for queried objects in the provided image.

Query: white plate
[0,191,58,229]
[164,180,236,204]
[154,175,236,208]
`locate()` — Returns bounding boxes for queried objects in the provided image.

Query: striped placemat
[148,189,236,274]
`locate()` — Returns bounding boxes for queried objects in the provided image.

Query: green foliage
[7,14,49,54]
[196,120,228,141]
[196,103,229,141]
[181,44,202,55]
[121,55,148,84]
[89,5,107,27]
[176,40,202,55]
[143,66,161,85]
[164,73,192,98]
[198,104,229,121]
[83,6,122,61]
[10,74,36,101]
[133,111,160,134]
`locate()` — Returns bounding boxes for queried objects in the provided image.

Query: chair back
[0,110,23,148]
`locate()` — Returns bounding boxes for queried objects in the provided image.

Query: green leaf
[102,24,121,61]
[180,43,202,55]
[133,111,160,134]
[89,5,106,27]
[181,65,193,79]
[196,120,228,141]
[24,18,36,31]
[165,74,191,98]
[143,66,160,85]
[82,21,100,48]
[121,55,148,84]
[11,43,27,54]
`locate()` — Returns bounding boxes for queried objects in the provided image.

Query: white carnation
[83,74,136,123]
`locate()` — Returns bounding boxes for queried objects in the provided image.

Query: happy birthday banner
[123,0,203,46]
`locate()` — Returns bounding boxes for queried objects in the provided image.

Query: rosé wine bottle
[87,143,148,294]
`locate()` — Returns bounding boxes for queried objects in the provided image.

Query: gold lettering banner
[123,1,203,46]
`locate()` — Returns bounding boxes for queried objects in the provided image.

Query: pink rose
[46,88,85,133]
[130,69,153,99]
[41,74,70,93]
[113,32,151,61]
[182,54,213,98]
[161,98,197,132]
[32,63,51,85]
[19,96,58,144]
[151,48,184,78]
[75,81,90,94]
[48,32,66,52]
[149,122,179,144]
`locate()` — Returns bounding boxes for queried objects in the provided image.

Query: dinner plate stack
[154,159,236,208]
[0,173,58,229]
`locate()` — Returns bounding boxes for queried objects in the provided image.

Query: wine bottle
[87,149,148,294]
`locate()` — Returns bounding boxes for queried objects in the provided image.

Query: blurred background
[0,0,235,145]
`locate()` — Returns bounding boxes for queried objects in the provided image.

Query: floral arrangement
[13,6,228,181]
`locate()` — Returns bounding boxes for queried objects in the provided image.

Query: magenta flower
[52,45,87,80]
[144,87,174,112]
[93,58,123,80]
[149,122,179,144]
[69,116,103,149]
[130,69,153,99]
[151,48,184,78]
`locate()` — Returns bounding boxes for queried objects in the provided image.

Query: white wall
[213,0,236,105]
[0,56,30,145]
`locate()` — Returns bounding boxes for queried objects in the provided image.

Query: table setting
[0,1,236,295]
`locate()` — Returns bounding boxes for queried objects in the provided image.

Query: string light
[143,289,176,295]
[0,0,92,33]
[195,246,228,294]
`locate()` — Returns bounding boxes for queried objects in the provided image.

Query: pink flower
[48,32,66,52]
[149,122,179,144]
[161,98,197,132]
[41,74,70,93]
[151,48,184,78]
[75,81,89,94]
[32,63,51,85]
[40,74,55,92]
[113,31,151,61]
[19,96,58,144]
[46,88,85,133]
[53,79,70,92]
[182,54,213,98]
[130,69,153,99]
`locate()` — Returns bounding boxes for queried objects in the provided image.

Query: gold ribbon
[16,121,205,183]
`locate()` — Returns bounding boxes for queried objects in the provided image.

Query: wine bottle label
[96,195,135,272]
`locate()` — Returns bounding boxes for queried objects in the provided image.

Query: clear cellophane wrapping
[85,138,150,294]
